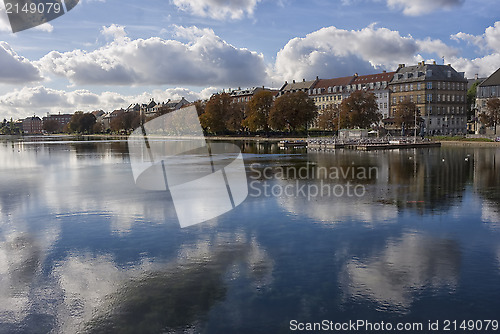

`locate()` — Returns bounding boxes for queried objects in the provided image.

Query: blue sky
[0,0,499,119]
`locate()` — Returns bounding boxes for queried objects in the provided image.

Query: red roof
[351,72,395,84]
[313,76,355,89]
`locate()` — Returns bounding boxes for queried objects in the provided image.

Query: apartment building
[476,68,500,134]
[389,62,468,135]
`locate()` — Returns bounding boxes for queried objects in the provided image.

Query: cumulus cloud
[449,21,500,77]
[37,25,268,87]
[172,0,262,20]
[100,23,127,41]
[274,25,423,81]
[0,42,43,84]
[387,0,464,16]
[452,21,500,53]
[0,85,215,119]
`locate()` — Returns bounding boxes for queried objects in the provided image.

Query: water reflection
[1,138,500,332]
[342,232,461,312]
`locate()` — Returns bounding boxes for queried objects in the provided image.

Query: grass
[431,136,494,142]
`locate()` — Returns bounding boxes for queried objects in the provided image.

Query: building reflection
[342,232,461,312]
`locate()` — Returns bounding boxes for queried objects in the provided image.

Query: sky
[0,0,499,120]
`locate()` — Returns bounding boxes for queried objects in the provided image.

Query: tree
[244,90,274,133]
[67,112,96,134]
[317,104,350,131]
[269,91,317,132]
[467,81,480,120]
[200,93,232,134]
[394,100,418,128]
[340,90,381,129]
[43,119,61,133]
[225,102,245,133]
[480,97,500,135]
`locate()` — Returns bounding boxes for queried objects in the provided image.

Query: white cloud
[33,23,54,33]
[449,21,500,77]
[0,85,213,119]
[274,25,421,81]
[387,0,464,16]
[38,25,268,87]
[0,42,42,84]
[100,24,127,41]
[452,21,500,53]
[172,0,262,20]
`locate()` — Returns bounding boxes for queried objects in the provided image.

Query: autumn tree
[317,103,351,131]
[340,90,381,129]
[43,119,61,133]
[394,100,419,129]
[269,91,317,132]
[200,93,232,134]
[225,102,245,132]
[67,112,96,134]
[244,90,274,133]
[480,97,500,134]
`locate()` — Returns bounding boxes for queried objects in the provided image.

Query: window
[405,84,409,91]
[392,97,397,104]
[427,82,433,89]
[437,82,441,89]
[427,94,433,102]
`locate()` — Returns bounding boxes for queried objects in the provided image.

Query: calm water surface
[0,137,499,333]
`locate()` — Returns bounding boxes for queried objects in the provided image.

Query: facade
[389,62,468,136]
[42,113,73,130]
[308,76,354,112]
[351,71,394,119]
[22,116,43,134]
[476,68,500,134]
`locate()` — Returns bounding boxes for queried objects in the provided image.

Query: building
[351,71,394,119]
[308,76,355,112]
[42,113,73,131]
[476,68,500,134]
[165,97,191,110]
[389,62,468,136]
[22,116,43,134]
[278,78,319,97]
[229,87,278,104]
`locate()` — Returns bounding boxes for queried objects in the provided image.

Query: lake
[0,137,499,333]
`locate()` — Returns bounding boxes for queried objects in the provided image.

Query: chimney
[316,76,319,80]
[383,70,386,73]
[475,73,479,80]
[303,78,305,82]
[447,64,451,66]
[293,80,295,83]
[398,64,405,69]
[422,61,425,65]
[433,60,436,65]
[354,73,358,77]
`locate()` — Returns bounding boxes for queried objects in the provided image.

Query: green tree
[269,91,317,132]
[244,90,274,133]
[467,81,480,120]
[480,97,500,135]
[340,90,381,129]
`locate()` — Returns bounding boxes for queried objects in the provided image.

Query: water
[0,137,499,333]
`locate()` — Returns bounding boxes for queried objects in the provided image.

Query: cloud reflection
[342,233,461,312]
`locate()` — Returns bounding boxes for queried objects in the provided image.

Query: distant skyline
[0,0,499,119]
